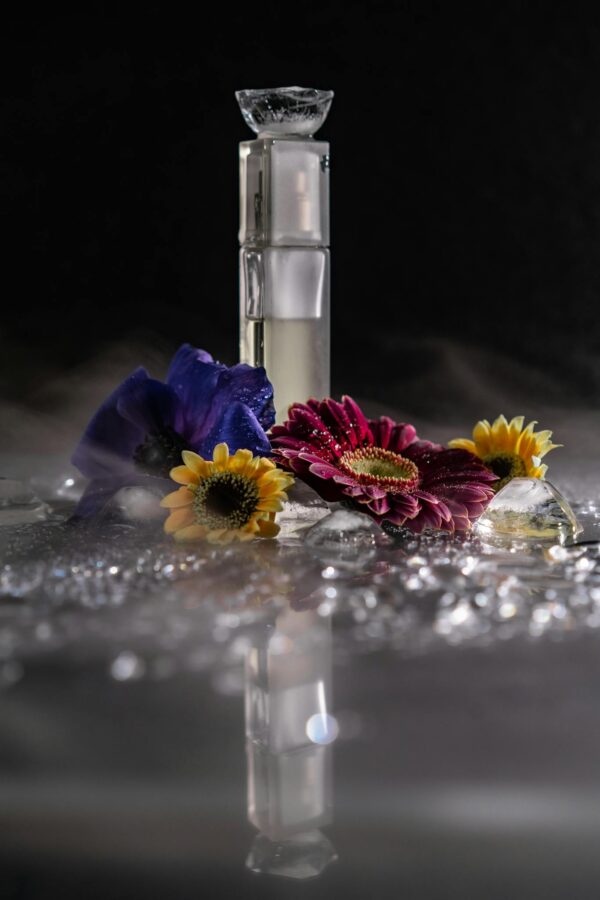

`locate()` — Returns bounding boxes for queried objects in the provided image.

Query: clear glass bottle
[236,87,333,423]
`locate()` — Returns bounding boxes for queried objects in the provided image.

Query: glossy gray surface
[2,441,600,898]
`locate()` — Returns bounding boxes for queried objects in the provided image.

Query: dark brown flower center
[483,451,527,491]
[192,472,260,530]
[133,428,189,476]
[339,447,419,493]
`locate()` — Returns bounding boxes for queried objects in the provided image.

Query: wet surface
[3,473,600,898]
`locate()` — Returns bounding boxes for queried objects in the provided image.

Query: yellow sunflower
[449,415,561,491]
[160,442,294,543]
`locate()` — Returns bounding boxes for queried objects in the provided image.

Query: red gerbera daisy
[270,396,497,533]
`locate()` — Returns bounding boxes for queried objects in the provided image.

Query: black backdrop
[4,4,600,419]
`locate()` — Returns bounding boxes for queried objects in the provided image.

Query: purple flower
[72,344,275,516]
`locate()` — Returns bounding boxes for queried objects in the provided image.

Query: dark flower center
[192,472,260,530]
[339,447,419,493]
[483,451,527,491]
[133,428,189,476]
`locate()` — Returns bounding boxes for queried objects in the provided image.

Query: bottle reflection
[245,603,338,879]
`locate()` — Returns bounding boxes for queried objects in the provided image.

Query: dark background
[3,3,600,421]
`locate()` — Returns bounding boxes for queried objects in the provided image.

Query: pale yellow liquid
[241,318,330,423]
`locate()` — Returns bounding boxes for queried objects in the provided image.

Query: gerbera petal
[410,501,444,532]
[368,495,390,515]
[285,403,340,457]
[369,416,395,450]
[363,485,388,499]
[391,493,421,519]
[308,460,347,480]
[388,424,418,453]
[341,395,372,444]
[321,399,355,451]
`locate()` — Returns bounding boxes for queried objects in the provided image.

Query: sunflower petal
[212,443,230,469]
[160,487,194,509]
[164,507,196,533]
[182,451,212,478]
[448,438,477,454]
[258,518,280,538]
[170,465,199,485]
[173,524,208,542]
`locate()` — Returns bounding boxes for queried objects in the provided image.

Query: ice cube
[276,481,330,539]
[304,508,383,570]
[109,486,166,522]
[476,477,582,545]
[0,478,50,525]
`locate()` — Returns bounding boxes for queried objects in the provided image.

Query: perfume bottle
[236,86,333,423]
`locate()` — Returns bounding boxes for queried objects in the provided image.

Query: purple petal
[71,368,149,480]
[166,345,224,442]
[166,344,214,384]
[72,473,172,519]
[198,400,271,457]
[116,378,180,435]
[214,364,275,432]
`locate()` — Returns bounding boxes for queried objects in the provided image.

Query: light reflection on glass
[245,604,337,879]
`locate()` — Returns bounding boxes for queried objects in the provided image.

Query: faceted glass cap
[475,477,582,545]
[236,86,334,137]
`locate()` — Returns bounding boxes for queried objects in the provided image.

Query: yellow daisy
[160,442,294,543]
[449,415,561,491]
